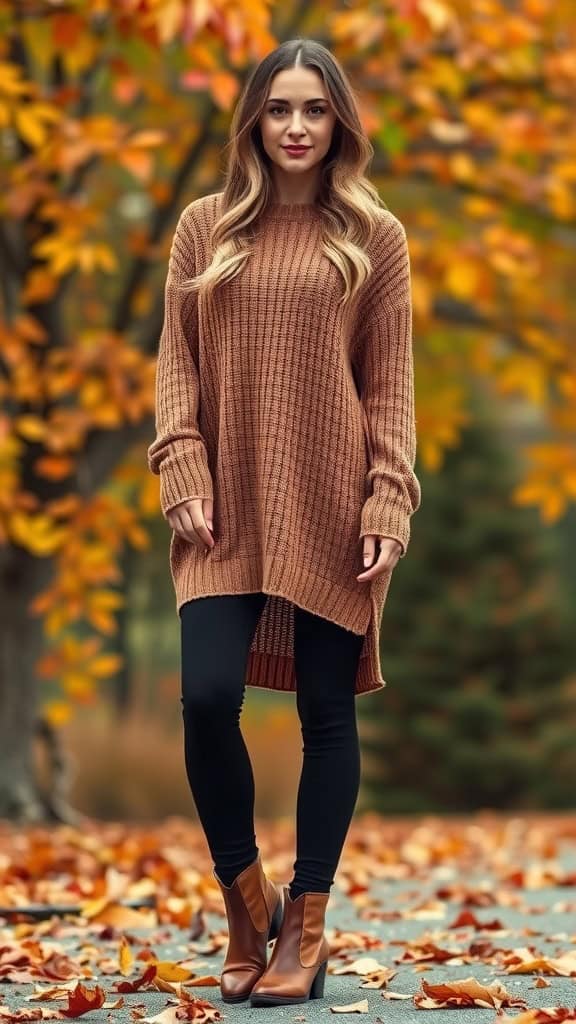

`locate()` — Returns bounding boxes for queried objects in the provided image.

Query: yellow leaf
[564,471,576,497]
[85,903,157,928]
[463,196,499,218]
[80,379,105,408]
[87,610,117,634]
[420,438,443,472]
[92,403,123,427]
[155,961,194,981]
[450,152,475,182]
[27,102,61,124]
[61,33,98,76]
[9,512,68,555]
[496,356,546,405]
[411,276,433,318]
[541,489,565,522]
[154,0,183,44]
[15,415,47,441]
[87,655,124,679]
[78,245,97,273]
[555,159,576,182]
[14,106,47,147]
[513,482,545,506]
[45,607,70,637]
[90,592,125,611]
[546,178,575,220]
[126,523,149,549]
[445,262,479,300]
[42,701,73,727]
[119,935,133,977]
[33,234,77,275]
[0,61,32,97]
[63,673,95,700]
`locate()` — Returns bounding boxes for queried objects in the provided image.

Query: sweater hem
[172,553,387,697]
[174,553,371,632]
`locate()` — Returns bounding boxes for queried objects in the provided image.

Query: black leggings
[179,592,365,899]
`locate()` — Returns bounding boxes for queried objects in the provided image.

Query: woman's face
[259,66,337,180]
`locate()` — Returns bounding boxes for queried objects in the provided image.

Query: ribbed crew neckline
[265,202,321,222]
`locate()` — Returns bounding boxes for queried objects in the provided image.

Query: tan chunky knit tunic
[147,191,420,697]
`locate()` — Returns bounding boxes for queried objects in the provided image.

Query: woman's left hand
[356,535,403,582]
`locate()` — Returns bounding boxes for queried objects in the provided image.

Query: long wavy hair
[182,37,388,308]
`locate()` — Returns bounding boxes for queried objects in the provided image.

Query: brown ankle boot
[213,853,285,1003]
[249,885,330,1006]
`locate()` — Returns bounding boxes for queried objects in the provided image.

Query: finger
[204,498,214,533]
[172,521,198,546]
[357,554,378,581]
[173,507,203,548]
[356,543,394,582]
[166,512,186,539]
[361,538,376,566]
[190,507,215,549]
[185,505,214,550]
[179,506,208,549]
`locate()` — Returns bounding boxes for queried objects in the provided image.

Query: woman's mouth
[283,145,311,156]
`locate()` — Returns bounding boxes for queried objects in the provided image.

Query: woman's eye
[268,106,325,116]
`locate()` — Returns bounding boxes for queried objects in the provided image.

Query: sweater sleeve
[354,215,421,558]
[147,204,214,517]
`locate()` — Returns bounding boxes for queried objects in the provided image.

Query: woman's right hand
[166,497,215,551]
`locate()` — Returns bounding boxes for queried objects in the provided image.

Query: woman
[147,37,421,1009]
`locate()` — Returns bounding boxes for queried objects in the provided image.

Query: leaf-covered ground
[0,813,575,1023]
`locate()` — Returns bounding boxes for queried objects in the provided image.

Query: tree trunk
[112,544,134,717]
[0,546,85,824]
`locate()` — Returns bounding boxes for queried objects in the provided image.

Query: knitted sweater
[147,192,421,697]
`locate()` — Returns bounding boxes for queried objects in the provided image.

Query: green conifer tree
[359,397,576,813]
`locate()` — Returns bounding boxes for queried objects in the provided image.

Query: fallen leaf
[330,998,370,1013]
[413,976,527,1009]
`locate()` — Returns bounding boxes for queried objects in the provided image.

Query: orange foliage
[0,0,574,723]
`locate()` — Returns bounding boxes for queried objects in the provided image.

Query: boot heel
[268,891,284,942]
[310,960,327,999]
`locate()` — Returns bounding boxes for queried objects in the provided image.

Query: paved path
[1,814,575,1022]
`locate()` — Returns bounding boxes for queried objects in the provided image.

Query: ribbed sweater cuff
[359,497,410,557]
[159,450,213,517]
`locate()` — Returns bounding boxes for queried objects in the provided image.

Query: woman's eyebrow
[266,97,327,104]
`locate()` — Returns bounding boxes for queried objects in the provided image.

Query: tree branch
[112,97,217,334]
[370,158,576,233]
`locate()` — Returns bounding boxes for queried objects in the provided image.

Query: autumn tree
[358,393,576,813]
[0,0,574,821]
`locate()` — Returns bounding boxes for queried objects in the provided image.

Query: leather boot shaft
[213,853,284,1003]
[250,885,331,1006]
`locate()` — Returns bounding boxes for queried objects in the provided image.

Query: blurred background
[0,0,575,827]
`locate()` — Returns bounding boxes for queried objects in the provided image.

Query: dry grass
[61,692,303,823]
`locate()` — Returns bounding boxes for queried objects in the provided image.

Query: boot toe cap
[221,968,261,1001]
